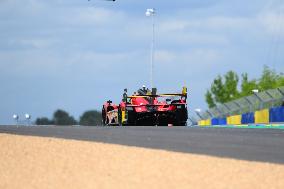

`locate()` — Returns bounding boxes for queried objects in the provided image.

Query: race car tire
[102,107,106,126]
[118,106,122,126]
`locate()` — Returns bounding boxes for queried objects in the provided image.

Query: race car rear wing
[123,87,187,103]
[127,94,186,98]
[125,102,186,107]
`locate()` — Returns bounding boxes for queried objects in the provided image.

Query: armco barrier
[241,112,255,124]
[255,109,269,124]
[227,115,241,125]
[270,106,284,122]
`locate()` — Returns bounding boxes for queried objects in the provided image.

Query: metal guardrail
[199,87,284,120]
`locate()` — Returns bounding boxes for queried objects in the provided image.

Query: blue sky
[0,0,284,124]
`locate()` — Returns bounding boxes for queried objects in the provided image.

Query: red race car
[102,87,188,126]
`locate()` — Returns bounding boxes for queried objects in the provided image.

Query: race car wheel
[106,118,110,126]
[102,107,106,126]
[118,106,122,126]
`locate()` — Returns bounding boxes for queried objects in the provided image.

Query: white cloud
[0,48,147,79]
[155,49,223,73]
[205,16,252,30]
[60,7,126,27]
[9,38,58,49]
[159,20,189,32]
[155,15,255,47]
[155,50,176,63]
[258,12,284,36]
[0,0,47,16]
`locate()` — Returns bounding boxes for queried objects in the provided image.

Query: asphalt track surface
[1,125,284,164]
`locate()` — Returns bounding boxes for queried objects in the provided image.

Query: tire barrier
[198,106,284,126]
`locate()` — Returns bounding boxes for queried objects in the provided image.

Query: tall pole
[146,8,156,89]
[151,12,155,89]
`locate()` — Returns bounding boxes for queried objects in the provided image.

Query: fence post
[253,93,264,110]
[223,104,232,116]
[215,107,224,118]
[194,109,204,120]
[233,101,242,115]
[277,88,284,104]
[206,110,214,118]
[244,97,254,113]
[265,91,276,108]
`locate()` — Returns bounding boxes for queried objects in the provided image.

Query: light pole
[252,89,263,110]
[194,108,203,120]
[145,8,156,89]
[25,114,31,126]
[252,89,259,94]
[13,114,19,126]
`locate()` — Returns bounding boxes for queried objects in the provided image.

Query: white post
[13,114,19,127]
[146,8,156,89]
[194,109,203,120]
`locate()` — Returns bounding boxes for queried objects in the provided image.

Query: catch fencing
[199,87,284,120]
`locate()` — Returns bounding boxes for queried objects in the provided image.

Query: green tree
[277,73,284,86]
[35,117,53,125]
[53,109,77,125]
[240,73,258,97]
[210,75,227,104]
[206,71,240,107]
[258,66,279,90]
[205,66,284,108]
[223,71,240,101]
[205,90,216,108]
[79,110,101,126]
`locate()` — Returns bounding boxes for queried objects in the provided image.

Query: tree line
[205,66,284,108]
[36,109,102,126]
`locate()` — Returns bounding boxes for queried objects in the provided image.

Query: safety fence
[196,87,284,126]
[198,106,284,126]
[198,87,284,121]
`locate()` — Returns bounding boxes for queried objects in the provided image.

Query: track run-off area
[1,125,284,189]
